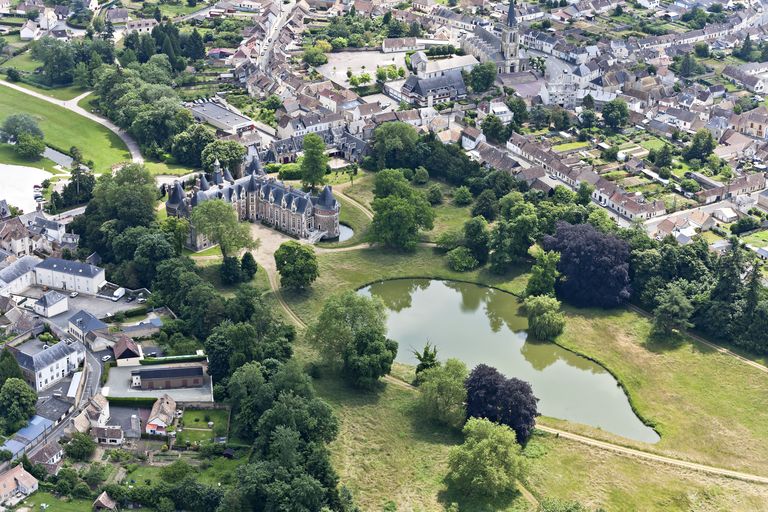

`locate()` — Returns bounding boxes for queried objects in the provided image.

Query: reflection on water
[358,279,659,443]
[338,224,354,242]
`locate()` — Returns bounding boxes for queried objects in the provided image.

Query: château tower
[501,0,520,73]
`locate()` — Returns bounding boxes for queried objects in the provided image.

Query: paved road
[0,80,143,164]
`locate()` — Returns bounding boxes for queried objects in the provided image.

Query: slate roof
[35,258,103,279]
[0,200,10,219]
[13,340,81,373]
[0,256,41,287]
[68,309,108,333]
[131,366,204,379]
[402,69,467,98]
[35,290,66,309]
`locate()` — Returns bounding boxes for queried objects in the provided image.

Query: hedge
[140,355,207,365]
[105,396,157,408]
[124,306,149,318]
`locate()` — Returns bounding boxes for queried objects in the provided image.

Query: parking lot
[104,365,214,402]
[15,286,139,328]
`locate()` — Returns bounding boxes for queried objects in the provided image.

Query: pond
[338,224,354,242]
[358,279,660,443]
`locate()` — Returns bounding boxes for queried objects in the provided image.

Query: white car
[101,355,112,362]
[70,292,79,298]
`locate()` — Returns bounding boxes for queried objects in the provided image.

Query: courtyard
[316,51,407,89]
[103,364,214,402]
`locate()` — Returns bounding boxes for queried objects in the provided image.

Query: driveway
[104,365,213,402]
[15,286,139,328]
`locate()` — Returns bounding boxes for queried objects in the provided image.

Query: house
[0,465,38,503]
[131,365,205,390]
[68,310,107,343]
[71,394,110,433]
[11,339,85,392]
[0,0,12,14]
[38,7,57,30]
[0,256,40,297]
[124,18,158,34]
[34,258,105,295]
[713,207,739,223]
[105,7,129,23]
[146,394,176,435]
[113,335,143,366]
[0,217,39,257]
[19,20,40,41]
[462,126,486,150]
[381,37,424,53]
[93,491,118,511]
[91,426,125,446]
[32,290,68,318]
[399,69,468,107]
[29,441,63,475]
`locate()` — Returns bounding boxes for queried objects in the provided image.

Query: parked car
[101,355,112,362]
[70,292,79,298]
[126,296,135,303]
[137,298,147,304]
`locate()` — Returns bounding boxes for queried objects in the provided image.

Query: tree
[241,251,258,280]
[5,68,20,82]
[471,189,498,221]
[1,113,43,140]
[679,52,699,77]
[446,418,525,498]
[683,129,715,162]
[412,166,429,185]
[542,222,631,308]
[171,124,215,168]
[529,105,550,129]
[274,241,319,290]
[160,216,190,255]
[300,133,328,191]
[579,109,597,129]
[464,364,539,443]
[220,256,243,285]
[202,140,246,174]
[0,377,33,433]
[481,114,506,143]
[371,122,419,169]
[190,199,256,258]
[370,193,435,251]
[525,250,560,297]
[453,186,473,206]
[186,29,205,60]
[343,328,398,388]
[413,342,439,379]
[463,216,490,264]
[64,432,96,461]
[469,62,497,92]
[302,46,328,66]
[652,144,673,169]
[506,96,528,126]
[653,282,694,335]
[581,93,595,110]
[308,291,385,369]
[0,350,22,390]
[13,133,45,159]
[601,99,629,131]
[446,246,479,272]
[523,295,565,341]
[694,42,710,58]
[738,33,753,59]
[417,358,468,429]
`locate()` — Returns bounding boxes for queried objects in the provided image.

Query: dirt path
[0,80,144,163]
[334,181,374,220]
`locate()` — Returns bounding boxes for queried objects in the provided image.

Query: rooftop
[35,258,103,279]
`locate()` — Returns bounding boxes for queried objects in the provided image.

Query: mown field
[280,246,768,510]
[0,84,130,171]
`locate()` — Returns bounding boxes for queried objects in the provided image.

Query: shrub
[436,229,463,252]
[446,246,479,272]
[413,166,429,185]
[427,184,443,205]
[523,295,566,341]
[453,186,472,206]
[277,163,302,180]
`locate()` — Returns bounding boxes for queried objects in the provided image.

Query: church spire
[507,0,517,26]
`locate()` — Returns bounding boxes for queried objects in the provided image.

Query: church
[461,1,522,74]
[165,151,341,247]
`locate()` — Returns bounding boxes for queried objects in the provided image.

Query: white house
[34,258,105,295]
[67,310,108,343]
[0,466,38,503]
[32,290,68,318]
[0,256,41,297]
[38,7,57,30]
[19,20,40,40]
[91,426,125,446]
[11,339,85,392]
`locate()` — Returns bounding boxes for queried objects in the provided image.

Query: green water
[358,279,660,443]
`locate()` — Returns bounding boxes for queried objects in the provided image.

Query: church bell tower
[502,0,520,73]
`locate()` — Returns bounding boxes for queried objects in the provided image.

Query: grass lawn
[184,245,223,257]
[548,306,768,475]
[552,141,589,152]
[0,143,59,173]
[639,137,668,151]
[1,51,40,72]
[18,492,93,512]
[183,408,228,427]
[0,84,130,172]
[177,428,214,444]
[741,229,768,247]
[318,194,371,249]
[423,200,471,242]
[125,464,162,484]
[0,73,88,100]
[284,247,530,328]
[197,457,241,486]
[145,160,196,176]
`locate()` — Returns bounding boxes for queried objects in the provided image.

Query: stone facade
[166,155,340,247]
